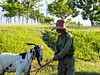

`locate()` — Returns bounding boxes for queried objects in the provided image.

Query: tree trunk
[18,16,20,24]
[37,17,39,24]
[8,18,10,23]
[22,16,24,24]
[6,17,8,23]
[26,18,28,24]
[10,17,12,23]
[0,16,2,23]
[31,19,33,24]
[14,16,16,24]
[90,19,94,26]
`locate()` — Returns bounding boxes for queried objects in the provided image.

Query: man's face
[56,29,66,34]
[56,29,61,33]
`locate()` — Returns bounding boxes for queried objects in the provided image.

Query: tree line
[0,0,100,26]
[48,0,100,26]
[0,0,54,24]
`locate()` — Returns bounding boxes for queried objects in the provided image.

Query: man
[51,20,75,75]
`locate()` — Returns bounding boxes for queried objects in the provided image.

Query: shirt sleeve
[54,35,60,55]
[55,37,72,60]
[54,39,59,55]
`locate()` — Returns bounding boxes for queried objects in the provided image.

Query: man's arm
[55,37,72,60]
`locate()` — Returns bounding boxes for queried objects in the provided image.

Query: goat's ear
[37,56,42,66]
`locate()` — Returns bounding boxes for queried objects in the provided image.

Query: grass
[0,25,100,75]
[43,30,100,61]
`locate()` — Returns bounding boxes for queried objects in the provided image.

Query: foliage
[66,18,72,23]
[48,0,73,20]
[0,1,18,17]
[0,0,45,24]
[0,25,100,61]
[22,0,38,23]
[43,30,100,61]
[67,0,79,17]
[73,0,100,26]
[44,16,54,24]
[0,25,100,75]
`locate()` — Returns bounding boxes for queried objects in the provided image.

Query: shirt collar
[60,32,67,38]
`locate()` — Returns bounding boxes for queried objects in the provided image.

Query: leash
[30,58,53,75]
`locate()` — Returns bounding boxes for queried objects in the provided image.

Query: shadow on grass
[42,31,57,50]
[75,72,100,75]
[49,72,100,75]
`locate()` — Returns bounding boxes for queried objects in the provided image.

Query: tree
[44,16,54,24]
[67,0,79,18]
[66,18,72,23]
[16,3,25,24]
[22,0,35,24]
[22,0,43,24]
[0,0,24,23]
[73,0,100,26]
[0,0,43,24]
[48,0,73,20]
[95,2,100,25]
[0,1,18,23]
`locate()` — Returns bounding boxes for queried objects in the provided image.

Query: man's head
[51,20,70,31]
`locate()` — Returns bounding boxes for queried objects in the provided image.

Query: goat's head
[26,43,43,66]
[34,45,43,66]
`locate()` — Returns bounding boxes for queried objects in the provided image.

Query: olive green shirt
[55,32,75,60]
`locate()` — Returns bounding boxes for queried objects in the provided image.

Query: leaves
[74,0,100,25]
[43,30,100,61]
[48,0,73,20]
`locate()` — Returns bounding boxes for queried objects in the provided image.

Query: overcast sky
[0,0,91,26]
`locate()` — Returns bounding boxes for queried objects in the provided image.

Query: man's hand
[53,57,57,61]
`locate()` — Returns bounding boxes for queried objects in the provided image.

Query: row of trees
[0,0,54,24]
[0,0,100,26]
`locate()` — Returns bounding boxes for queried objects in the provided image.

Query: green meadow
[0,25,100,75]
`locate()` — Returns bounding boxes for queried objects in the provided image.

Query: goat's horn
[25,43,37,46]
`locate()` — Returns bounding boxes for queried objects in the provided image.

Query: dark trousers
[58,56,75,75]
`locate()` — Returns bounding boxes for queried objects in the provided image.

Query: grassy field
[0,25,100,75]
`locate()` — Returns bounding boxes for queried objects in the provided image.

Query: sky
[43,0,91,26]
[0,0,91,26]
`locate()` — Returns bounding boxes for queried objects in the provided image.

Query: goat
[0,43,43,75]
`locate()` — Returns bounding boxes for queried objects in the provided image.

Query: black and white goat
[0,43,43,75]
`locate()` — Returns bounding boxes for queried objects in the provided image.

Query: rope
[30,58,53,75]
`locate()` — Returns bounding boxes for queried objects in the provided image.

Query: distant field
[0,25,100,75]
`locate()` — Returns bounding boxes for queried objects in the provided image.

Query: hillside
[0,25,100,75]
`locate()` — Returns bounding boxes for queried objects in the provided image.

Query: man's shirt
[55,32,75,60]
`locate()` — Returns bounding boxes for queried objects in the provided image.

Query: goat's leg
[16,70,22,75]
[25,71,30,75]
[0,65,4,75]
[0,71,5,75]
[0,74,4,75]
[16,71,22,75]
[2,71,5,75]
[0,70,5,75]
[26,73,30,75]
